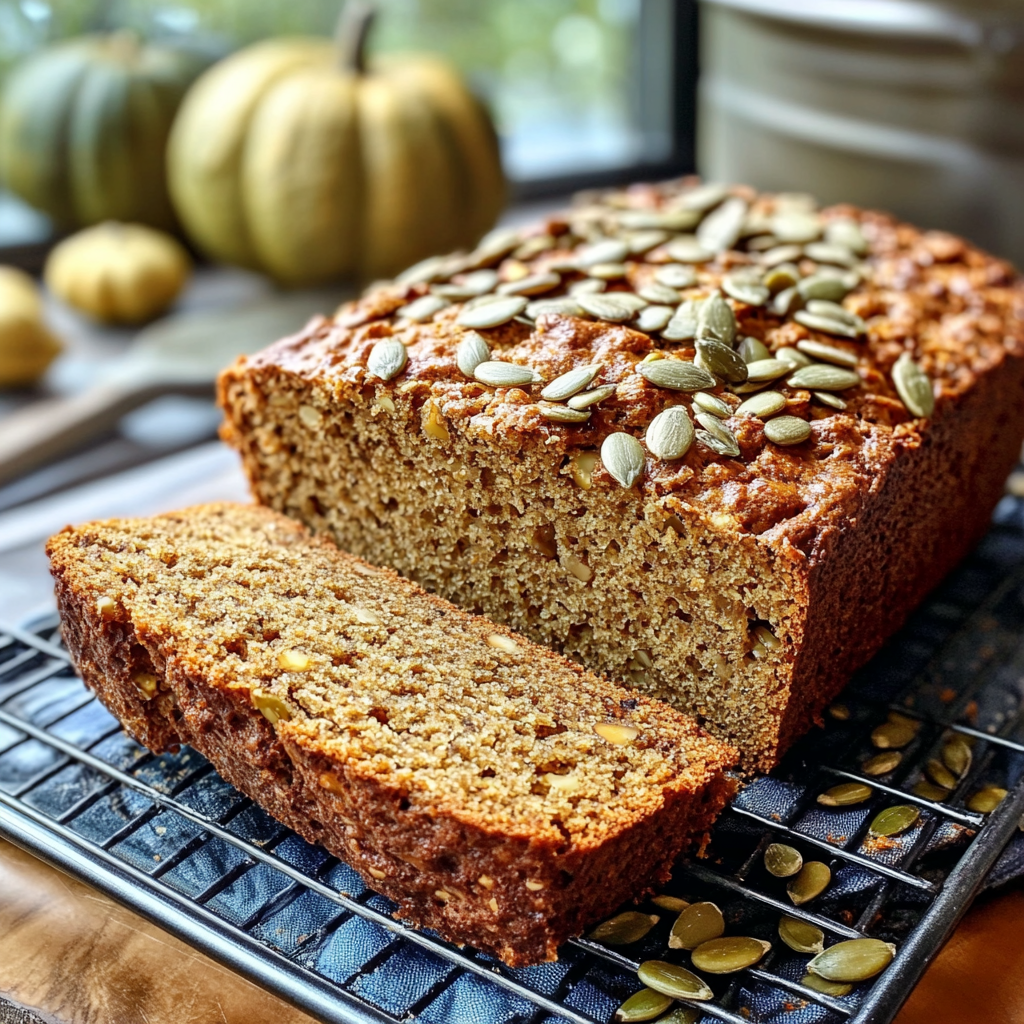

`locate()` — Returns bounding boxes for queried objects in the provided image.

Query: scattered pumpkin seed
[640,359,716,392]
[967,786,1007,814]
[637,305,675,333]
[805,242,858,267]
[538,404,591,424]
[869,804,920,837]
[722,274,770,306]
[696,338,748,383]
[366,338,408,381]
[473,360,539,387]
[787,861,831,905]
[693,391,733,418]
[678,181,730,212]
[892,352,935,417]
[887,710,921,730]
[569,384,616,410]
[469,227,521,266]
[794,310,863,339]
[620,209,701,232]
[797,273,850,303]
[775,346,812,367]
[646,406,695,461]
[541,364,600,402]
[698,196,748,253]
[779,917,825,955]
[691,936,771,974]
[744,358,791,382]
[764,416,812,446]
[602,432,646,488]
[863,751,902,776]
[654,264,698,288]
[637,961,713,1002]
[652,895,690,913]
[626,229,671,254]
[764,842,803,878]
[735,391,786,418]
[818,782,873,807]
[912,780,950,802]
[796,339,858,367]
[759,244,804,268]
[871,720,917,749]
[668,901,725,950]
[925,758,959,791]
[807,939,896,983]
[396,253,454,286]
[398,293,449,322]
[662,300,702,342]
[498,271,561,296]
[696,413,740,450]
[787,365,860,391]
[697,291,737,346]
[578,293,642,323]
[772,210,823,244]
[814,391,848,410]
[762,262,800,292]
[589,911,660,946]
[772,285,802,316]
[570,278,606,296]
[941,736,972,778]
[527,297,587,319]
[457,296,528,329]
[589,261,629,280]
[655,1009,699,1024]
[825,218,869,256]
[665,237,715,264]
[455,332,491,377]
[697,428,741,457]
[578,238,629,267]
[614,988,674,1022]
[738,337,771,363]
[800,973,853,998]
[639,282,682,305]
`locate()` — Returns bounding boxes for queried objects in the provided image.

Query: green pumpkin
[0,32,204,231]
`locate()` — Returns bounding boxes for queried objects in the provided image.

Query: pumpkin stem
[335,1,376,74]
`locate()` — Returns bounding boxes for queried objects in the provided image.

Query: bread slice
[219,180,1024,770]
[47,502,736,966]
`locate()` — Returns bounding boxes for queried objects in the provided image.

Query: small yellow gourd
[0,266,62,387]
[45,222,191,324]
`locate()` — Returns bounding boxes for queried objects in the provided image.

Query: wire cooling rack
[3,497,1024,1024]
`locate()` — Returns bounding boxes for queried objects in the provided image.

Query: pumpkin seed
[570,278,607,296]
[967,786,1007,813]
[871,720,917,749]
[662,300,702,342]
[646,406,695,461]
[469,227,522,266]
[796,339,858,367]
[807,939,896,983]
[829,703,851,720]
[765,416,811,446]
[463,292,511,311]
[805,242,858,267]
[513,235,555,261]
[651,895,690,913]
[398,293,450,322]
[693,392,733,418]
[794,310,863,339]
[892,352,935,417]
[723,273,770,306]
[804,298,856,323]
[697,292,737,346]
[797,274,850,303]
[736,391,787,418]
[569,384,616,410]
[456,332,491,377]
[366,339,408,381]
[589,911,660,946]
[654,265,697,289]
[697,428,740,457]
[925,758,959,791]
[863,751,902,776]
[697,413,740,451]
[640,359,716,392]
[541,364,600,402]
[912,781,950,802]
[626,229,671,254]
[941,736,972,778]
[763,263,801,293]
[814,391,848,410]
[457,296,528,329]
[637,305,675,333]
[668,901,725,950]
[637,961,713,1002]
[639,282,683,305]
[473,360,539,387]
[869,804,920,837]
[602,432,646,488]
[760,244,804,267]
[772,211,822,244]
[738,337,771,363]
[620,209,701,232]
[764,842,803,878]
[577,238,629,267]
[665,237,715,264]
[801,973,853,998]
[779,916,825,955]
[787,365,860,391]
[888,710,921,729]
[825,218,869,256]
[655,1008,699,1024]
[538,404,590,424]
[498,271,561,296]
[697,197,748,253]
[745,358,791,382]
[696,339,748,383]
[775,346,811,368]
[691,936,771,974]
[818,782,872,807]
[787,861,831,905]
[578,293,641,323]
[396,253,454,286]
[771,285,802,316]
[434,269,496,299]
[614,988,674,1022]
[527,298,587,319]
[678,182,730,212]
[590,261,629,280]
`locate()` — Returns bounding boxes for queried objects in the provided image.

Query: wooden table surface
[0,835,1021,1024]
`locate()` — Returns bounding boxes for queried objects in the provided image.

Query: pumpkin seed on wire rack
[696,413,740,452]
[398,293,449,322]
[646,406,695,461]
[779,916,825,954]
[654,264,697,289]
[925,758,959,791]
[967,786,1008,813]
[764,416,812,446]
[869,804,921,837]
[787,365,860,391]
[668,901,725,950]
[871,719,917,750]
[738,337,771,364]
[892,351,935,417]
[538,404,590,424]
[651,894,690,913]
[541,364,600,402]
[818,782,873,807]
[661,300,702,342]
[636,305,674,333]
[696,291,737,346]
[473,360,539,387]
[787,861,831,905]
[455,332,491,377]
[588,911,660,946]
[696,338,748,383]
[796,338,858,367]
[863,751,902,776]
[640,359,716,392]
[569,384,617,410]
[697,196,748,253]
[693,391,733,418]
[637,961,713,1002]
[602,432,646,488]
[366,338,408,381]
[807,938,896,983]
[744,358,791,383]
[456,295,528,329]
[691,936,771,974]
[815,391,848,410]
[801,973,853,998]
[638,282,683,305]
[941,736,973,778]
[912,780,950,802]
[614,988,675,1022]
[764,842,803,878]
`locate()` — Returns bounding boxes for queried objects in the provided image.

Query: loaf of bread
[219,180,1024,770]
[47,503,736,965]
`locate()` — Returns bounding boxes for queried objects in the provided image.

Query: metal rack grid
[2,500,1024,1024]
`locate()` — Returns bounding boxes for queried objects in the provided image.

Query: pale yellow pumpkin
[45,222,191,325]
[167,8,505,285]
[0,266,62,387]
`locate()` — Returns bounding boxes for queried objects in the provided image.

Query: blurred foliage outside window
[0,0,673,181]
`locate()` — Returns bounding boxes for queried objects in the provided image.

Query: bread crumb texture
[46,503,736,964]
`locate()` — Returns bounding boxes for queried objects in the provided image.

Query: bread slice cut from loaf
[47,502,736,966]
